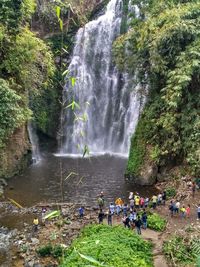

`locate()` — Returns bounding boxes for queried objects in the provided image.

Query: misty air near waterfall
[0,0,200,266]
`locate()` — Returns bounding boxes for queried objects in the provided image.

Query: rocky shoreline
[0,202,99,267]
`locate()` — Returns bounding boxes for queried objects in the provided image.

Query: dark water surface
[5,154,157,207]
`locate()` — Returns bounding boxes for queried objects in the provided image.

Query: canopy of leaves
[0,0,55,147]
[116,0,200,176]
[60,224,153,267]
[0,0,36,32]
[0,79,31,148]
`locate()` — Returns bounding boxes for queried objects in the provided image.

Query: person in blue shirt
[78,206,84,218]
[123,204,128,216]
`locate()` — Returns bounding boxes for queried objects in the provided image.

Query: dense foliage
[114,0,200,178]
[60,224,153,267]
[147,213,166,232]
[0,79,30,148]
[0,0,54,171]
[163,235,200,266]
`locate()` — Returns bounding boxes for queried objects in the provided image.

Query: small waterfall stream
[28,122,41,163]
[61,0,142,156]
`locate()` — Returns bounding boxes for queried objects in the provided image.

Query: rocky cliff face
[0,126,31,178]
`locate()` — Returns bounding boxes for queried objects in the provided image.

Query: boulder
[132,163,158,185]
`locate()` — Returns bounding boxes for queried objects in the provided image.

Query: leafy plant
[37,244,53,257]
[60,224,153,267]
[163,235,197,265]
[147,213,166,231]
[166,188,176,199]
[37,244,64,258]
[0,79,31,148]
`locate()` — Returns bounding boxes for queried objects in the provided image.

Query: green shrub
[52,245,64,258]
[148,213,166,231]
[37,244,64,258]
[60,224,153,267]
[166,188,176,199]
[37,244,53,257]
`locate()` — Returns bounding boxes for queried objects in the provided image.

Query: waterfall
[61,0,142,156]
[28,122,41,163]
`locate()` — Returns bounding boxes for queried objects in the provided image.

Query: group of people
[94,191,166,235]
[169,200,191,218]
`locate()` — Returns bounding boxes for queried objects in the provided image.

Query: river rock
[127,164,157,185]
[31,238,39,245]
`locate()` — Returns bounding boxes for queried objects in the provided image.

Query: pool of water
[5,153,158,208]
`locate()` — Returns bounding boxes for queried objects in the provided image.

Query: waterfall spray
[28,122,41,163]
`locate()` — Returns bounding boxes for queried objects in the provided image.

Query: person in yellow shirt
[33,217,39,232]
[152,195,157,209]
[180,206,186,218]
[135,196,140,209]
[115,198,124,215]
[115,198,124,206]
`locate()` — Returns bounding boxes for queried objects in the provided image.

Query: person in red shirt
[186,204,190,218]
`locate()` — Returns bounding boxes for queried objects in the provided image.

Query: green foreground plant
[60,224,153,267]
[163,235,200,266]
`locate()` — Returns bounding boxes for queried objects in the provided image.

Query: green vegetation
[0,79,30,149]
[0,0,55,176]
[114,0,200,179]
[165,188,176,199]
[163,235,200,266]
[147,213,166,232]
[37,244,63,258]
[60,224,153,267]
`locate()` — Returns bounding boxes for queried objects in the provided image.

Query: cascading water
[28,122,41,163]
[61,0,142,156]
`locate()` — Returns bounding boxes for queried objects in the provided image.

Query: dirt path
[141,229,168,267]
[112,216,168,267]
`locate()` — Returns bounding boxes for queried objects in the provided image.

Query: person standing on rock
[98,196,104,209]
[98,209,104,224]
[33,217,39,234]
[78,206,84,218]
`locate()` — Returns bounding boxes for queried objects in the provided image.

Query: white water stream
[60,0,142,156]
